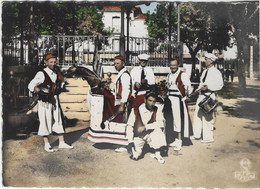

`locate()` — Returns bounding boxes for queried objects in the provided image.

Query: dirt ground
[2,77,260,188]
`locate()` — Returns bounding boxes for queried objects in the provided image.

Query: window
[112,16,120,33]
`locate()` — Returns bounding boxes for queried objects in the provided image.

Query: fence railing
[3,35,183,68]
[2,35,183,113]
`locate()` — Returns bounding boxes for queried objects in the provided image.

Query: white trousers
[37,95,65,136]
[169,96,190,137]
[133,128,166,157]
[193,95,214,141]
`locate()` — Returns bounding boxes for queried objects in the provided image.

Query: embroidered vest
[39,70,56,94]
[133,106,158,137]
[176,71,186,97]
[116,70,132,100]
[39,70,63,95]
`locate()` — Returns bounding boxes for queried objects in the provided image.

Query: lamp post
[177,2,180,43]
[120,4,125,58]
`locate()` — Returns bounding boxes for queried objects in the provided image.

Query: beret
[204,53,217,61]
[45,54,56,61]
[170,56,179,62]
[138,53,150,61]
[114,55,125,62]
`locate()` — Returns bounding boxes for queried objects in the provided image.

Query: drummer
[191,53,223,143]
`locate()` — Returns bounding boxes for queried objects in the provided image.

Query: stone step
[64,86,89,93]
[59,94,87,103]
[63,111,90,121]
[59,78,91,122]
[65,78,89,86]
[60,103,88,112]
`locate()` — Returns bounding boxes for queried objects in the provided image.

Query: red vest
[39,70,63,95]
[176,71,186,97]
[133,106,157,136]
[116,71,132,100]
[38,70,55,94]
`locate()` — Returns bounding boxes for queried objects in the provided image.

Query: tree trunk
[28,4,35,65]
[186,44,198,71]
[236,43,247,93]
[235,29,247,93]
[19,4,24,65]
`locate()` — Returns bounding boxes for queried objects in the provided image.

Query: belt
[168,89,178,92]
[169,94,181,97]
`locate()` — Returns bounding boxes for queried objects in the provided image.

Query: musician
[167,57,193,151]
[103,55,132,123]
[191,53,223,143]
[130,54,155,108]
[28,53,73,152]
[126,92,166,164]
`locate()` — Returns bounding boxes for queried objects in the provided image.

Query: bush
[218,91,237,99]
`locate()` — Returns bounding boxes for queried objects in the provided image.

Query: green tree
[145,2,231,71]
[2,2,106,65]
[2,3,20,39]
[2,2,106,37]
[203,2,259,91]
[225,2,259,92]
[180,2,231,70]
[145,2,177,40]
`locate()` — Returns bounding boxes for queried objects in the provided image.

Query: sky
[139,2,157,14]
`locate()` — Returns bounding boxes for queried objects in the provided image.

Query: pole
[249,45,254,79]
[72,2,76,65]
[120,4,125,58]
[28,4,35,65]
[177,3,180,43]
[126,6,131,65]
[168,3,172,60]
[19,4,24,65]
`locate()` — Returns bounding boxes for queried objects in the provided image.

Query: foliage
[145,2,232,71]
[224,2,259,91]
[149,80,168,96]
[2,2,106,38]
[2,3,20,39]
[224,59,236,66]
[218,91,237,99]
[145,3,177,41]
[180,3,231,69]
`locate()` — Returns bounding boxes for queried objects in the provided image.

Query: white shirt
[113,67,131,106]
[167,68,192,96]
[28,67,57,92]
[199,66,223,92]
[126,103,165,143]
[130,66,155,93]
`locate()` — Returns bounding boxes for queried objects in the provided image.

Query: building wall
[102,10,148,38]
[130,19,148,38]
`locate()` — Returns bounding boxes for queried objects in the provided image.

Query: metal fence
[3,35,183,68]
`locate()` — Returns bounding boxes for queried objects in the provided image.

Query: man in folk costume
[130,53,155,108]
[167,57,193,151]
[126,92,167,164]
[191,53,223,143]
[28,54,73,152]
[103,55,132,123]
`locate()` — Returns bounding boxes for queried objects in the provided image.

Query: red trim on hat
[114,55,125,62]
[45,54,56,61]
[170,56,179,62]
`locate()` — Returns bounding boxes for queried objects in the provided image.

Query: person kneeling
[126,92,166,164]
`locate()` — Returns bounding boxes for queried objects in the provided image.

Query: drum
[198,95,219,114]
[88,121,128,145]
[87,93,128,145]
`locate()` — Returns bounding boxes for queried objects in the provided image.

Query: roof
[135,14,146,20]
[102,5,137,12]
